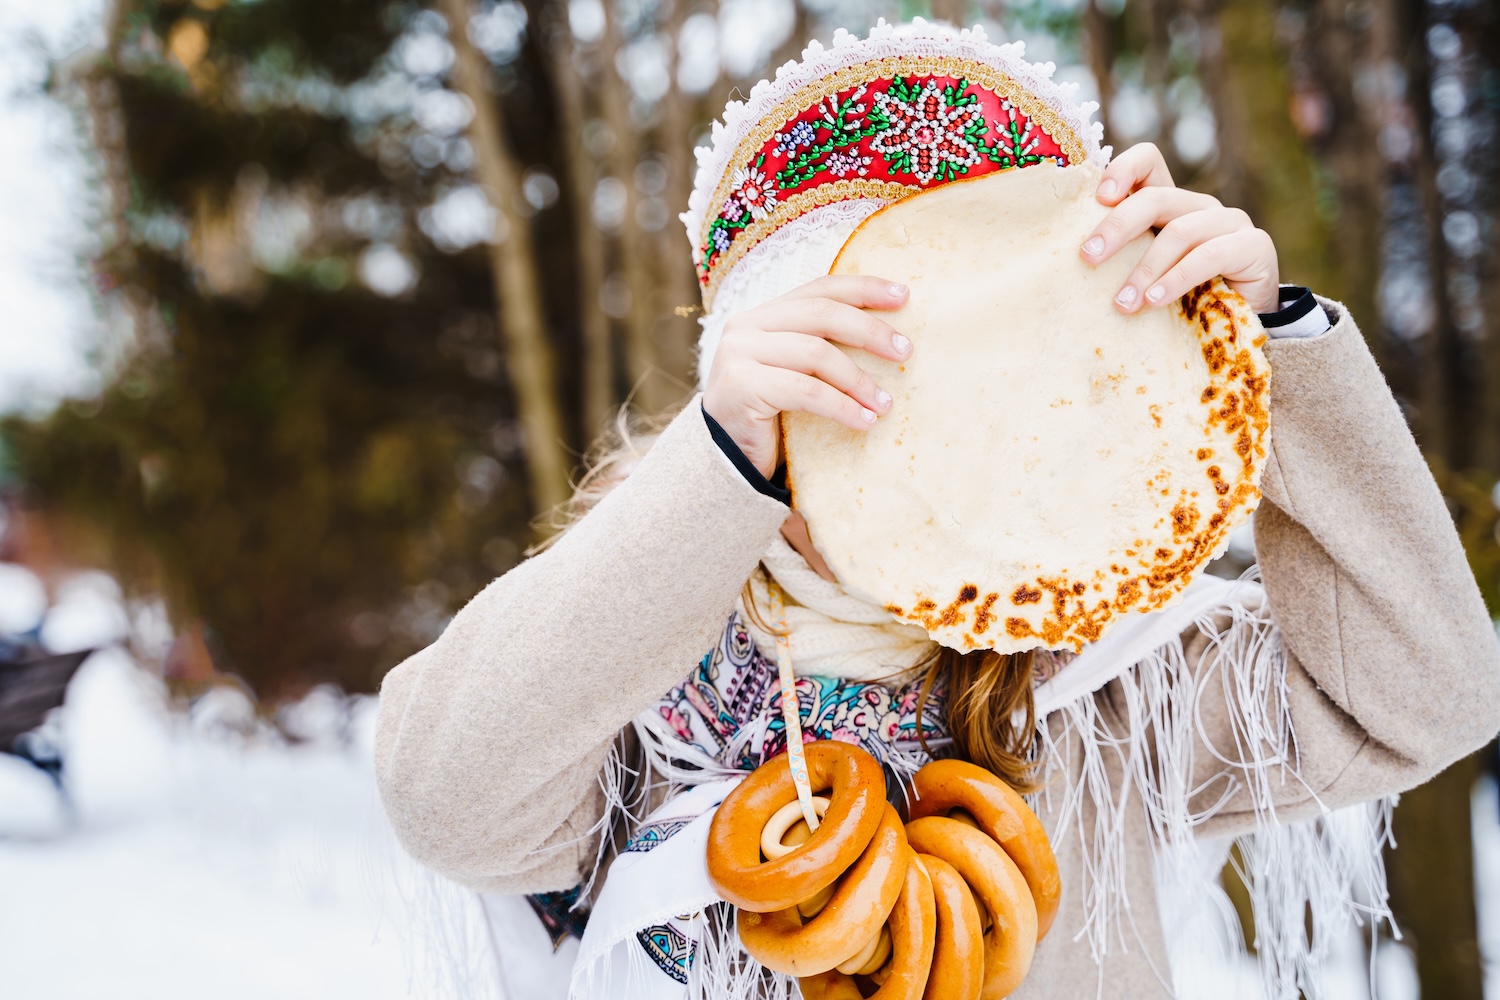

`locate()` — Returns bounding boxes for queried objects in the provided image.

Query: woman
[374,21,1500,1000]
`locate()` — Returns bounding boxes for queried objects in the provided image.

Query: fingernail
[1115,285,1139,307]
[861,407,877,423]
[891,333,911,356]
[876,389,893,409]
[887,282,908,299]
[1098,178,1118,199]
[1082,236,1105,257]
[1145,284,1166,303]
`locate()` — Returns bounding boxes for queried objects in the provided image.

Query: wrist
[702,405,790,504]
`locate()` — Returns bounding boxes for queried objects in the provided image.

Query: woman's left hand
[1078,142,1280,315]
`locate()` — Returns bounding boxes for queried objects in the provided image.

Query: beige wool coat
[375,299,1500,998]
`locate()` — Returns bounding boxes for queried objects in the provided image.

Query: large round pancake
[782,163,1270,653]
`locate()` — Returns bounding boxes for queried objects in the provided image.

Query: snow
[39,571,132,653]
[4,634,1499,998]
[0,652,423,1000]
[0,751,67,837]
[0,562,47,633]
[1473,774,1500,996]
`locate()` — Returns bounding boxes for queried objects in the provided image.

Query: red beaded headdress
[684,19,1109,383]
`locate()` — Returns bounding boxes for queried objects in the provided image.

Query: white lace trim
[695,199,884,385]
[678,17,1108,267]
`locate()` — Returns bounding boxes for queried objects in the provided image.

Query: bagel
[905,817,1038,1000]
[707,741,887,912]
[798,847,937,1000]
[761,797,831,861]
[919,853,984,1000]
[907,758,1061,938]
[738,803,910,976]
[836,925,891,975]
[762,801,839,919]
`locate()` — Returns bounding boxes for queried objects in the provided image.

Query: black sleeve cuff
[702,405,792,506]
[1258,285,1319,329]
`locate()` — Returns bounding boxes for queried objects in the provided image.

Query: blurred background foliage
[0,0,1497,992]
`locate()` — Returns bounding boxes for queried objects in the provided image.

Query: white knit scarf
[737,534,937,681]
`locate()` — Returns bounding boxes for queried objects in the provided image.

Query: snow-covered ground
[0,653,415,1000]
[0,560,523,1000]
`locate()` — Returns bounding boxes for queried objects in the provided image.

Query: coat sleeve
[1186,299,1500,837]
[373,399,790,893]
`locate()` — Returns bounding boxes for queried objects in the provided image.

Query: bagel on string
[737,802,910,975]
[907,758,1062,938]
[707,740,887,913]
[704,742,1057,998]
[917,852,985,1000]
[797,848,937,1000]
[905,817,1038,1000]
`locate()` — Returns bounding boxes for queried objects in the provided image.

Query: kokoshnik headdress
[681,18,1108,386]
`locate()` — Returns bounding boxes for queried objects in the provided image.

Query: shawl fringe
[1037,567,1396,999]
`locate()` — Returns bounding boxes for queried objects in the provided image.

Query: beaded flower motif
[697,74,1070,288]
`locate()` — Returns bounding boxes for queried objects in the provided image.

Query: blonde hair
[917,647,1038,791]
[527,404,680,555]
[549,407,1040,790]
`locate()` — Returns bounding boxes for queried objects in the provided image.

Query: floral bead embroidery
[696,74,1071,284]
[869,77,985,184]
[729,165,777,219]
[774,119,817,155]
[825,149,872,178]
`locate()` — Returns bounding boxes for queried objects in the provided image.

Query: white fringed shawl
[556,559,1395,1000]
[1032,569,1395,998]
[380,544,1394,1000]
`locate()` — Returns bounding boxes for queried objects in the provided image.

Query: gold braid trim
[697,55,1090,312]
[703,180,912,309]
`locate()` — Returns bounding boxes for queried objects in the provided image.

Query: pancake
[781,163,1269,652]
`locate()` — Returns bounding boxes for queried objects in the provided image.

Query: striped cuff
[1259,286,1331,339]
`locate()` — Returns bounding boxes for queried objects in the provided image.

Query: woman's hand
[1079,142,1280,314]
[703,276,912,478]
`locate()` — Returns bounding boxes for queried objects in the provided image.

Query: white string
[767,581,821,832]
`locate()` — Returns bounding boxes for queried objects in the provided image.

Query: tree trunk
[1306,0,1386,360]
[1196,0,1338,295]
[598,2,673,415]
[440,0,571,515]
[654,0,705,398]
[931,0,967,27]
[1381,6,1488,992]
[1138,0,1186,182]
[1387,752,1486,1000]
[1469,0,1500,475]
[1083,0,1120,131]
[1399,0,1458,467]
[1193,0,1254,215]
[549,24,616,439]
